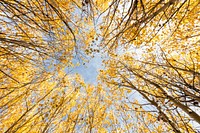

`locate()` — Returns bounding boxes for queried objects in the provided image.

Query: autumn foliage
[0,0,200,133]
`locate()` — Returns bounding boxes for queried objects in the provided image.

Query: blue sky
[72,53,103,84]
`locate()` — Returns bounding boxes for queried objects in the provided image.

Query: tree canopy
[0,0,200,132]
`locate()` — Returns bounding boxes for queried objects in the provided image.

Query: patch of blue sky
[71,52,104,84]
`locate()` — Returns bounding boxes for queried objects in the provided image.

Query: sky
[72,52,103,84]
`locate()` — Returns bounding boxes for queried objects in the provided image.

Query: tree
[100,51,200,132]
[99,0,200,132]
[1,0,200,132]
